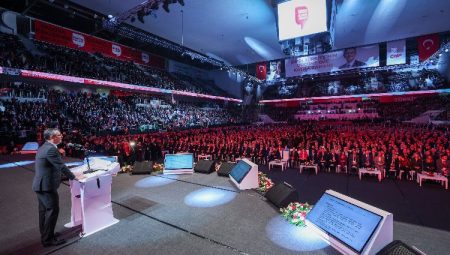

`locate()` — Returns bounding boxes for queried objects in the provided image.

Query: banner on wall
[266,61,282,81]
[285,45,379,77]
[256,62,267,80]
[417,34,440,62]
[34,20,165,69]
[386,40,406,66]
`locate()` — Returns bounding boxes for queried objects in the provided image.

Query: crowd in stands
[377,95,450,121]
[262,68,449,100]
[261,95,450,122]
[0,87,242,154]
[0,32,231,97]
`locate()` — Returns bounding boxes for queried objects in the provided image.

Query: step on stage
[0,155,450,255]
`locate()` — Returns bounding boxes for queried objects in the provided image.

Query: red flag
[417,34,440,62]
[256,62,267,80]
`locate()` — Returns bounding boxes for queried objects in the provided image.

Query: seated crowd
[0,32,231,97]
[60,122,449,180]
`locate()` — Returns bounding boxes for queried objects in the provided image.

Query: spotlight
[108,14,114,19]
[130,141,136,147]
[445,48,449,53]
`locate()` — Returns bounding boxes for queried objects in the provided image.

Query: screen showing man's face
[344,48,356,63]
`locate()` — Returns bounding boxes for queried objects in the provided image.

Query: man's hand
[75,175,86,181]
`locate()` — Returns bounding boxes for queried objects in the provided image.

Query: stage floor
[1,155,450,255]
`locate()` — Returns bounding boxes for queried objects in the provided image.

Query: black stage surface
[1,155,450,255]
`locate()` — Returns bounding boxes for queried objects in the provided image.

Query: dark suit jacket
[339,60,366,69]
[32,142,75,192]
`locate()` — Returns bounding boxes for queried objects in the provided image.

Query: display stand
[306,190,393,255]
[65,158,120,237]
[229,158,258,190]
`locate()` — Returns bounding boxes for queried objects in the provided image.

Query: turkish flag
[417,34,440,62]
[256,62,267,80]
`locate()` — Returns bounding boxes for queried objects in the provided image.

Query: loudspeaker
[131,161,153,174]
[194,160,215,174]
[217,162,236,176]
[376,240,423,255]
[265,182,298,208]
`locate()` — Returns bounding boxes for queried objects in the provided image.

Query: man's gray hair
[43,128,61,141]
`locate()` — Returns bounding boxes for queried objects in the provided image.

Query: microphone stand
[85,148,92,174]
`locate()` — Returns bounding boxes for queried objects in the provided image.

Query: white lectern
[65,158,120,237]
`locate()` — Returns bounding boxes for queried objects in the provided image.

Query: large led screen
[164,154,194,170]
[278,0,328,41]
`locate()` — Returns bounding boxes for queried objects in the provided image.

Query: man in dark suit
[32,128,80,247]
[339,47,366,69]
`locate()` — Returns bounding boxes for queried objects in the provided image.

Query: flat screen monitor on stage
[164,153,194,174]
[229,160,252,183]
[306,191,386,254]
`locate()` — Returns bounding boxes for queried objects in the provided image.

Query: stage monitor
[229,160,252,184]
[278,0,328,41]
[306,190,392,255]
[164,153,194,174]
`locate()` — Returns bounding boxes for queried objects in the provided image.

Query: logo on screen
[112,44,122,56]
[72,33,85,48]
[390,48,402,59]
[295,6,308,29]
[141,53,149,63]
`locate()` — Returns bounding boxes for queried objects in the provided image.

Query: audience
[0,32,231,97]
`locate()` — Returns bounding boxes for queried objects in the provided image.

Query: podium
[65,158,120,237]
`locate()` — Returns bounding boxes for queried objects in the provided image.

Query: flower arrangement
[280,202,313,227]
[120,165,132,173]
[153,163,164,173]
[258,172,274,193]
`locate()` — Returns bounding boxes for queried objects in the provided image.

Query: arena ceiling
[3,0,450,67]
[69,0,450,66]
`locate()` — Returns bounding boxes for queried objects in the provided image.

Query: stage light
[135,175,178,188]
[108,14,114,19]
[184,186,237,208]
[130,141,136,146]
[265,216,329,252]
[445,48,449,53]
[0,160,35,169]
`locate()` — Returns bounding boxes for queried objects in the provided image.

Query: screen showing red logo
[295,6,309,29]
